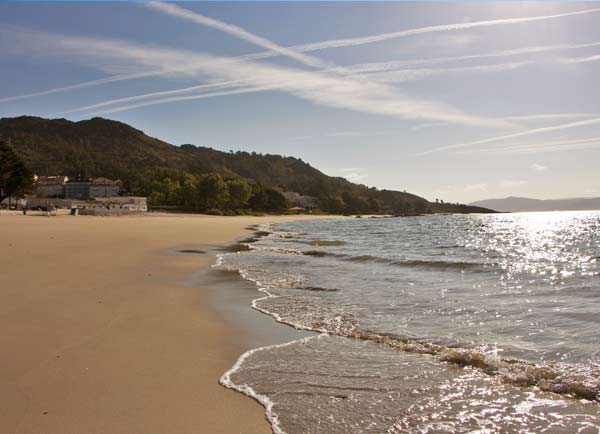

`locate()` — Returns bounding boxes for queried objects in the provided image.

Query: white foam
[219,335,321,434]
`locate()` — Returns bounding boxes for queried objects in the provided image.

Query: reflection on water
[218,212,600,433]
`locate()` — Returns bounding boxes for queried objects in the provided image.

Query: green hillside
[0,116,493,215]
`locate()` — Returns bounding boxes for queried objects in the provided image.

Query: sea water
[217,211,600,433]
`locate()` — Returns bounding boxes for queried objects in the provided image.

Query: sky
[2,1,600,203]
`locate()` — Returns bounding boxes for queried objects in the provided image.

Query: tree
[226,178,252,210]
[263,188,288,213]
[176,173,199,207]
[248,184,288,212]
[341,191,370,214]
[319,196,345,214]
[196,172,229,210]
[0,140,33,204]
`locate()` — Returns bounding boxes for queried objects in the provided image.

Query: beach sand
[0,212,325,434]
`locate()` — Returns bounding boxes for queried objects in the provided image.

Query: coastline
[0,212,332,434]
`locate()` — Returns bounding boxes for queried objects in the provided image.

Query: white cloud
[418,117,600,155]
[60,58,537,117]
[358,61,532,84]
[4,6,600,105]
[412,113,596,132]
[257,7,600,55]
[558,54,600,64]
[3,27,509,127]
[530,163,547,171]
[342,40,600,74]
[0,71,161,104]
[144,1,331,69]
[456,136,600,155]
[60,80,245,114]
[339,168,368,183]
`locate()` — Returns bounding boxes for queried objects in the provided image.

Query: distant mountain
[469,196,600,212]
[0,116,493,215]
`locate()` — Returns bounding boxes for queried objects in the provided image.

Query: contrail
[4,6,600,103]
[144,1,332,69]
[59,80,244,114]
[417,117,600,155]
[496,141,600,154]
[248,7,600,56]
[559,53,600,63]
[81,85,273,116]
[412,113,596,131]
[23,29,506,127]
[340,41,600,74]
[456,136,600,155]
[61,60,532,114]
[364,61,532,84]
[0,70,160,103]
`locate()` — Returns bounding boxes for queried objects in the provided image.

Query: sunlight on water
[218,212,600,434]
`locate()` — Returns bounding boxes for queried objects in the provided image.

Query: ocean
[216,211,600,434]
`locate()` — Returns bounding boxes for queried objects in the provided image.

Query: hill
[0,116,492,215]
[469,196,600,212]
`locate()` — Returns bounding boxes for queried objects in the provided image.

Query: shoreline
[0,213,333,434]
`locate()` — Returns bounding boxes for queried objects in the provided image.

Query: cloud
[417,117,600,155]
[0,71,162,104]
[3,27,511,127]
[356,61,532,84]
[4,6,600,104]
[530,163,547,171]
[558,54,600,64]
[342,40,600,74]
[79,85,272,116]
[60,58,535,117]
[60,80,245,114]
[457,136,600,155]
[31,6,598,121]
[339,168,368,183]
[411,113,597,131]
[144,1,331,69]
[251,7,600,56]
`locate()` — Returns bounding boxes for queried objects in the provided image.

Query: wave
[220,335,321,434]
[218,253,599,403]
[301,249,485,270]
[218,223,600,409]
[305,239,347,246]
[249,233,483,271]
[348,330,600,402]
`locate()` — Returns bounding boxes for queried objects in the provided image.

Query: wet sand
[0,212,327,434]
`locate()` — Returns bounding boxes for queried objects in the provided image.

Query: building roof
[66,176,92,184]
[36,175,68,185]
[92,177,119,185]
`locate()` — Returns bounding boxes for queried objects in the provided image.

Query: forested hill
[0,116,492,215]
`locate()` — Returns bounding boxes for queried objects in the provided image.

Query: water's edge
[214,220,599,434]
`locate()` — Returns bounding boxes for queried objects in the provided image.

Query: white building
[95,196,148,212]
[35,175,69,198]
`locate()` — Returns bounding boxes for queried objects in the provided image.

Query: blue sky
[2,1,600,203]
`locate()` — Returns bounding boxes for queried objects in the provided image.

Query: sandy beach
[0,212,326,434]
